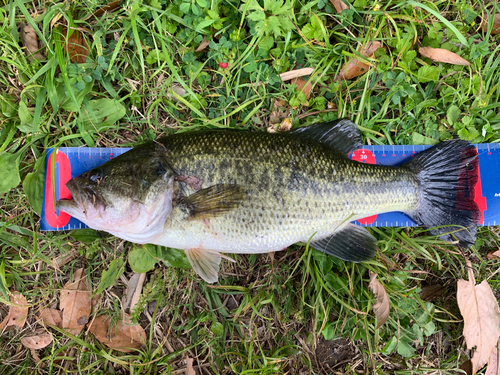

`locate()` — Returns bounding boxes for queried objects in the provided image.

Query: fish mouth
[56,179,105,219]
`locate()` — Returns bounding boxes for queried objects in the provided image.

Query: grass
[1,0,500,373]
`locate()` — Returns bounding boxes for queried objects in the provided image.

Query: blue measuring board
[40,143,500,231]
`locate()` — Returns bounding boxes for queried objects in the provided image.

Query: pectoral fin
[178,184,246,220]
[310,223,377,262]
[184,248,222,283]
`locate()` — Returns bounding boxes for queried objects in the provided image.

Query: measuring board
[41,143,500,231]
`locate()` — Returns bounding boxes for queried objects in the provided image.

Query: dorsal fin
[289,119,362,155]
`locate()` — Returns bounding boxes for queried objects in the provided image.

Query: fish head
[57,143,175,241]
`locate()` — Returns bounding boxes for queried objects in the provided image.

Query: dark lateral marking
[175,175,203,191]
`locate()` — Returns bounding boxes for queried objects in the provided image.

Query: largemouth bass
[57,119,480,282]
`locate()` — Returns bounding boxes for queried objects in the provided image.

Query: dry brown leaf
[88,313,146,353]
[61,27,89,64]
[419,47,470,66]
[269,99,289,127]
[186,357,196,375]
[49,248,79,269]
[21,332,53,349]
[457,262,500,374]
[329,0,348,13]
[368,273,390,329]
[30,348,43,367]
[92,0,124,18]
[39,308,63,328]
[337,41,382,81]
[481,13,500,35]
[20,24,44,60]
[122,273,146,313]
[487,250,500,260]
[166,84,187,102]
[280,68,314,82]
[460,360,473,375]
[291,77,312,101]
[485,338,500,375]
[0,291,29,330]
[419,284,445,302]
[279,118,292,132]
[195,36,210,52]
[60,268,92,335]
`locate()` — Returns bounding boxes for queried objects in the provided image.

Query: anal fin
[184,248,222,283]
[311,223,377,262]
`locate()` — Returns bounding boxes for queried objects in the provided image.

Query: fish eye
[156,163,167,176]
[89,169,103,184]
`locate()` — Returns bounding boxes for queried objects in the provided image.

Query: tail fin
[404,139,480,247]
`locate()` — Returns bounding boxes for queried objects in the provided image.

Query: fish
[56,119,480,283]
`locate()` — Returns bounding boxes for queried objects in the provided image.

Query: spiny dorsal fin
[177,184,246,220]
[289,119,362,155]
[311,223,377,262]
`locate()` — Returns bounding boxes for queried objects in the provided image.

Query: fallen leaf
[49,248,80,269]
[279,118,292,132]
[291,77,312,100]
[61,27,89,64]
[50,12,64,30]
[92,0,124,18]
[330,0,348,13]
[60,268,92,335]
[280,68,314,82]
[481,13,500,35]
[30,348,43,367]
[39,308,63,327]
[130,274,146,313]
[20,24,44,60]
[269,99,289,127]
[337,41,383,80]
[419,47,470,66]
[88,313,146,353]
[122,273,147,313]
[419,284,445,302]
[368,273,390,329]
[485,338,500,375]
[0,291,28,330]
[21,331,53,349]
[457,262,500,374]
[487,250,500,260]
[460,360,473,375]
[166,84,187,102]
[195,36,210,52]
[186,357,196,375]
